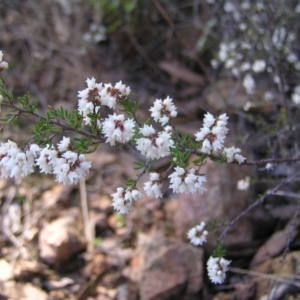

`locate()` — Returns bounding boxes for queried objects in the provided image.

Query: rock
[253,251,300,299]
[250,219,300,268]
[172,159,254,247]
[0,281,47,300]
[127,231,203,300]
[0,259,13,281]
[38,217,86,266]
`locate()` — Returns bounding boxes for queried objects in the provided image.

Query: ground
[0,1,300,300]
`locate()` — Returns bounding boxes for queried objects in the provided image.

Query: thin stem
[219,171,300,241]
[2,102,106,142]
[79,177,93,252]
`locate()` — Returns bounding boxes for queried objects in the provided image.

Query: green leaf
[125,178,135,188]
[134,161,145,170]
[212,242,227,258]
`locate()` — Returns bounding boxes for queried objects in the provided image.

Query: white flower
[203,112,216,128]
[100,81,130,109]
[111,187,142,214]
[102,113,135,146]
[223,147,246,164]
[252,60,266,73]
[207,256,231,284]
[211,59,218,68]
[0,51,8,71]
[224,2,235,13]
[136,125,174,159]
[57,137,71,152]
[237,176,250,190]
[287,52,297,63]
[218,43,229,62]
[78,77,103,103]
[53,151,91,185]
[0,141,38,179]
[150,96,177,126]
[187,222,208,246]
[243,73,255,94]
[35,145,58,174]
[264,91,274,101]
[78,78,103,125]
[265,163,273,171]
[195,113,229,153]
[240,62,251,72]
[169,167,206,194]
[292,85,300,105]
[144,172,163,198]
[225,58,236,69]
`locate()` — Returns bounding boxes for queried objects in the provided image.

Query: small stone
[38,217,86,266]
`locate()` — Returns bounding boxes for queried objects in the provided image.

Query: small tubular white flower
[223,147,246,164]
[150,96,177,126]
[237,176,250,190]
[53,151,91,185]
[252,60,266,73]
[57,136,71,152]
[169,167,206,194]
[136,125,174,159]
[187,222,208,246]
[0,141,38,179]
[243,73,255,94]
[102,113,135,146]
[0,51,8,71]
[292,85,300,105]
[264,91,274,101]
[35,145,58,174]
[265,163,273,171]
[78,78,103,125]
[195,113,229,153]
[203,112,216,128]
[100,81,130,109]
[144,172,163,198]
[207,256,231,284]
[240,62,251,72]
[111,187,141,214]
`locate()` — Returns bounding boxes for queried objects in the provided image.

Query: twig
[281,199,300,261]
[229,267,300,288]
[124,28,157,70]
[219,171,300,241]
[79,177,93,252]
[2,102,105,142]
[152,0,175,29]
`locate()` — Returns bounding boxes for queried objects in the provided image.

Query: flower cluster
[136,125,174,159]
[0,137,91,184]
[209,0,300,106]
[195,113,229,153]
[150,96,177,126]
[36,137,91,185]
[187,222,208,246]
[207,256,231,284]
[77,78,130,125]
[0,141,40,179]
[144,172,163,199]
[102,113,135,146]
[111,187,142,214]
[169,167,206,194]
[223,146,246,164]
[187,222,230,283]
